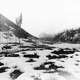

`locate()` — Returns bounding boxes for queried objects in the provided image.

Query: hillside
[40,28,80,44]
[53,28,80,43]
[0,14,40,44]
[0,14,38,39]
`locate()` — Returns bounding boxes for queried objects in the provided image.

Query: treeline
[40,27,80,44]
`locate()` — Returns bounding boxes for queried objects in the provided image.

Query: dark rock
[0,52,9,57]
[76,60,80,62]
[46,54,68,59]
[24,53,39,58]
[34,77,41,80]
[70,56,73,58]
[43,71,56,73]
[72,48,79,52]
[21,51,26,54]
[34,61,64,70]
[0,62,4,66]
[0,67,10,73]
[75,54,79,56]
[75,63,79,66]
[10,69,23,79]
[26,59,36,62]
[51,49,75,55]
[2,45,12,50]
[7,54,19,57]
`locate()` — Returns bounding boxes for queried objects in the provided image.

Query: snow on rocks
[0,43,80,80]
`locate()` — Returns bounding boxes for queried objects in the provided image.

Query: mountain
[0,14,39,44]
[40,28,80,44]
[52,28,80,43]
[0,14,80,80]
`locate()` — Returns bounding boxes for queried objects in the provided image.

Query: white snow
[0,43,80,80]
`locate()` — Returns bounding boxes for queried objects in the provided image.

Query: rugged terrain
[0,14,80,80]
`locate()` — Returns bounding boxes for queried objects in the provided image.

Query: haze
[0,0,80,37]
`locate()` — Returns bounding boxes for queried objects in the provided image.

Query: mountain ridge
[40,27,80,44]
[0,14,38,39]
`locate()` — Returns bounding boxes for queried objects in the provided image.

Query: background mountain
[40,28,80,44]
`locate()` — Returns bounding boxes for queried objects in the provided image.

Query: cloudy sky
[0,0,80,37]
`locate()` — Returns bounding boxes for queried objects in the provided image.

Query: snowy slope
[0,14,80,80]
[0,44,80,80]
[0,14,40,45]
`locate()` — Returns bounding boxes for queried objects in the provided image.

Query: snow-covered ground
[0,13,80,80]
[0,43,80,80]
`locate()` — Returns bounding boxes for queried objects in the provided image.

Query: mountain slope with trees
[40,28,80,44]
